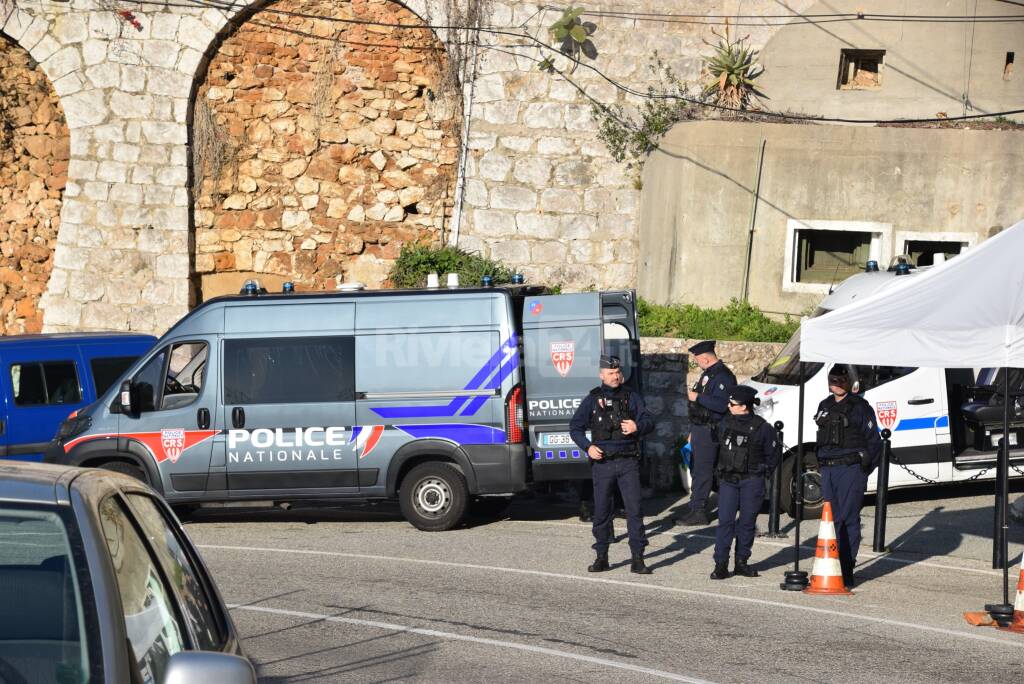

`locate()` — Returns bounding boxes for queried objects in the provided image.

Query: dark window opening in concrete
[904,239,963,267]
[837,49,885,90]
[1006,52,1015,81]
[796,229,871,283]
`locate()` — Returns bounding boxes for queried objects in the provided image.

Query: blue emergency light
[282,282,295,293]
[481,275,493,287]
[511,273,525,284]
[895,262,911,276]
[242,279,259,295]
[865,260,879,272]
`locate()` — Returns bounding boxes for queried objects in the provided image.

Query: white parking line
[506,519,1008,577]
[201,544,1022,648]
[228,603,714,683]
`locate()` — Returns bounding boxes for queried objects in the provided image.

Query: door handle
[197,408,210,430]
[907,397,934,405]
[232,406,245,429]
[0,419,4,436]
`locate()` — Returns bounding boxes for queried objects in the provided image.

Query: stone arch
[188,0,460,301]
[0,31,70,333]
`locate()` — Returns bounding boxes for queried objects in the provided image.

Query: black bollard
[872,429,891,553]
[765,421,785,538]
[782,365,810,591]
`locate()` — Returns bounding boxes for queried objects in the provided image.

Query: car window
[852,365,917,392]
[133,343,207,412]
[134,349,167,412]
[224,336,354,404]
[99,496,185,684]
[0,506,91,684]
[91,356,140,396]
[126,494,223,651]
[10,361,82,406]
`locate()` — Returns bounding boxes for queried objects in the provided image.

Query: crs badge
[550,341,575,378]
[875,401,898,430]
[160,428,186,463]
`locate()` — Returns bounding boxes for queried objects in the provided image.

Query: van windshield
[753,308,829,385]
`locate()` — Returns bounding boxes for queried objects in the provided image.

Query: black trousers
[591,457,647,556]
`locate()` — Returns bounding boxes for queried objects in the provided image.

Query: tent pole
[984,369,1015,626]
[781,362,810,591]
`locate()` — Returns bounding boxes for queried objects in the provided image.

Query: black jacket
[570,384,654,455]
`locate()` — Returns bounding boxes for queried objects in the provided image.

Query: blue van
[1,333,156,461]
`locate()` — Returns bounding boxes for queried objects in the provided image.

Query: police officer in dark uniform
[678,340,737,526]
[814,365,882,587]
[710,385,780,579]
[570,355,655,574]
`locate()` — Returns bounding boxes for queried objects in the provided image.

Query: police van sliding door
[220,305,358,496]
[522,293,603,480]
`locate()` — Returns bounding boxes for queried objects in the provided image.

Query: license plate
[541,433,574,446]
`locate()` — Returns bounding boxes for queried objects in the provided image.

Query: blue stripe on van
[396,424,506,445]
[372,334,519,419]
[893,417,945,431]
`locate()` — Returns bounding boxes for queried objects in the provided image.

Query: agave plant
[701,27,764,109]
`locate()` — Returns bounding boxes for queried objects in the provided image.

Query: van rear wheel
[399,462,469,531]
[780,452,824,521]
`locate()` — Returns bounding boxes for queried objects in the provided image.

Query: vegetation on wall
[701,27,764,109]
[388,243,515,288]
[638,298,798,343]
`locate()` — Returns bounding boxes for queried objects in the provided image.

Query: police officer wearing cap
[679,340,737,526]
[569,355,655,574]
[814,365,882,587]
[710,385,780,579]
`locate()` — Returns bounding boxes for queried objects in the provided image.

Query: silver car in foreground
[0,461,254,683]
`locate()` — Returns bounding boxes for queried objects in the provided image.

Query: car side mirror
[162,651,256,684]
[119,380,133,414]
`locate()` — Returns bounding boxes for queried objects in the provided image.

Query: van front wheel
[399,462,469,531]
[100,460,148,485]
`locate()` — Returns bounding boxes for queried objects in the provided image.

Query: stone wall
[640,336,783,489]
[0,34,68,333]
[192,0,459,301]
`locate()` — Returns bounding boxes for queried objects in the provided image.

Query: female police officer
[710,385,780,580]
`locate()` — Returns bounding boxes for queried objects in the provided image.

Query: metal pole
[740,138,766,303]
[766,421,785,537]
[782,363,809,590]
[872,429,891,552]
[985,368,1015,626]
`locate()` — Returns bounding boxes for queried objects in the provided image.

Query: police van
[45,282,640,530]
[747,260,1024,519]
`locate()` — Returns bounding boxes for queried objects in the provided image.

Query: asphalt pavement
[186,481,1024,683]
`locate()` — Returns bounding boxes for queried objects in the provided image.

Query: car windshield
[0,506,90,683]
[753,308,829,385]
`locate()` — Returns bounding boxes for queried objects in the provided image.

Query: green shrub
[638,298,798,343]
[388,243,516,289]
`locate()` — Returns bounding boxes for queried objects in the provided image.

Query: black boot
[733,559,759,578]
[710,562,730,580]
[578,500,592,523]
[588,553,609,572]
[630,553,652,575]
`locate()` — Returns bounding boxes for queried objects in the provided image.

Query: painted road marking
[229,603,715,683]
[202,545,1022,648]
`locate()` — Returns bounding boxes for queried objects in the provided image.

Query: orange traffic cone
[804,502,852,596]
[1001,555,1024,634]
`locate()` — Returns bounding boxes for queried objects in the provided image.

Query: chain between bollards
[872,429,891,553]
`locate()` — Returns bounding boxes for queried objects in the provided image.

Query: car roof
[0,462,81,505]
[0,332,156,347]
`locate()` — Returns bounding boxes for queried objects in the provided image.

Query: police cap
[729,385,759,407]
[599,355,622,370]
[688,340,716,356]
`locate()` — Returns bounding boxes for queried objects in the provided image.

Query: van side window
[224,336,354,405]
[853,365,917,392]
[133,343,208,412]
[10,361,82,406]
[91,356,140,396]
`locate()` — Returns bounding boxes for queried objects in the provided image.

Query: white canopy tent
[800,218,1024,368]
[796,217,1024,623]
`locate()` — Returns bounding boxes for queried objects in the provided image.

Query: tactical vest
[589,386,635,442]
[815,397,869,450]
[689,367,721,425]
[718,414,768,476]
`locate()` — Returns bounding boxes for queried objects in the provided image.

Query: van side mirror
[162,651,256,684]
[119,380,133,414]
